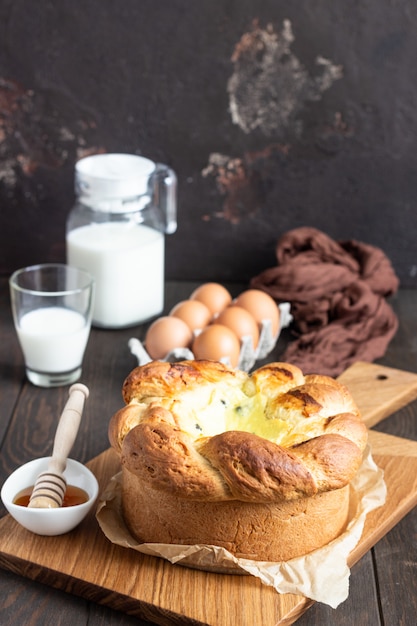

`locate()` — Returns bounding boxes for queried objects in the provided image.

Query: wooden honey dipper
[28,383,89,509]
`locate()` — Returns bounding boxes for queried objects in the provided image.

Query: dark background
[1,0,416,285]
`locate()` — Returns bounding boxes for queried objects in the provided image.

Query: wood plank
[1,362,417,625]
[338,361,417,427]
[0,277,25,446]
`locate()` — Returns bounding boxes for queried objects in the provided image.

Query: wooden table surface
[1,277,417,626]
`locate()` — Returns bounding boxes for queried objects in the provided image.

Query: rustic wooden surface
[1,425,417,626]
[1,278,417,625]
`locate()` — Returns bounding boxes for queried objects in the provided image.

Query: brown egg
[192,324,241,368]
[215,305,260,349]
[234,289,280,336]
[145,316,193,360]
[169,299,212,331]
[189,282,232,316]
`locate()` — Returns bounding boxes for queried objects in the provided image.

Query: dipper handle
[28,384,89,509]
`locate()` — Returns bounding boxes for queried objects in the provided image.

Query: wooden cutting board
[1,361,417,626]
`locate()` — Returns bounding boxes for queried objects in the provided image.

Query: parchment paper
[96,445,386,608]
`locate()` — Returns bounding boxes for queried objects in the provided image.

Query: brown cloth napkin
[250,227,399,376]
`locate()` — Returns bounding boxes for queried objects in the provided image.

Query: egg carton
[128,302,292,373]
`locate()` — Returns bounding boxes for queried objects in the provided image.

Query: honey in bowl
[14,484,89,508]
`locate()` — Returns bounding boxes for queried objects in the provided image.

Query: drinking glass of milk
[9,264,95,388]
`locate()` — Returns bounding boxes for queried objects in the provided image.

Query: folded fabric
[250,227,399,376]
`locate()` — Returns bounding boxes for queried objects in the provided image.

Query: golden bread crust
[121,359,245,406]
[121,470,351,561]
[109,359,367,504]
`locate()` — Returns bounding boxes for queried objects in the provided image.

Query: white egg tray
[128,302,292,372]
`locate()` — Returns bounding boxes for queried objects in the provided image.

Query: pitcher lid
[75,153,155,200]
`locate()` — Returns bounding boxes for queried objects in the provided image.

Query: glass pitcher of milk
[66,153,177,328]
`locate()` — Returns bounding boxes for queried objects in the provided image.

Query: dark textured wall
[1,0,416,285]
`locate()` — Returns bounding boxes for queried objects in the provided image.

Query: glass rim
[9,263,95,297]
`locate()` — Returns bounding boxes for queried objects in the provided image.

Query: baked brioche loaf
[109,359,368,561]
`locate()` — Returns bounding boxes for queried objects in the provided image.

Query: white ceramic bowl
[1,457,99,536]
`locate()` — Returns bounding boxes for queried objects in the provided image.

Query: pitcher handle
[153,164,177,234]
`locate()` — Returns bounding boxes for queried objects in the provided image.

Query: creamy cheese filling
[163,383,327,448]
